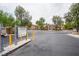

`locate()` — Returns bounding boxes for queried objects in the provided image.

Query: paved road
[8,30,79,56]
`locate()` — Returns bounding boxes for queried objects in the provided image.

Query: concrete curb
[67,34,79,39]
[0,39,31,56]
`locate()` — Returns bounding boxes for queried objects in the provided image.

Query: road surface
[8,30,79,56]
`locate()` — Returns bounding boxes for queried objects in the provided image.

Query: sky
[0,3,72,24]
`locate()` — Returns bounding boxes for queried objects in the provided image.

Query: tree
[0,10,14,27]
[14,19,21,26]
[64,12,74,29]
[64,12,73,23]
[69,3,79,32]
[22,12,32,27]
[6,15,15,26]
[15,5,26,20]
[15,5,32,27]
[27,21,32,29]
[36,17,45,30]
[52,16,63,30]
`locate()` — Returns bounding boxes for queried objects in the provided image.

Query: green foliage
[0,5,32,28]
[64,22,74,30]
[64,3,79,32]
[64,12,74,30]
[64,12,73,23]
[36,17,45,30]
[0,10,14,27]
[14,19,21,26]
[27,21,32,29]
[70,3,79,32]
[15,5,26,20]
[52,16,63,30]
[15,5,32,27]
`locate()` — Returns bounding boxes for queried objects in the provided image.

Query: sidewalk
[0,39,31,56]
[67,34,79,39]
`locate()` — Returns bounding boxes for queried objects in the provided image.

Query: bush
[64,23,74,30]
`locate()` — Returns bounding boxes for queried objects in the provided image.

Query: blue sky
[0,3,72,24]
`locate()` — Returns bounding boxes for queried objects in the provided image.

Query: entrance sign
[18,27,27,37]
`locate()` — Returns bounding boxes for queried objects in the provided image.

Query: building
[30,25,38,30]
[44,24,55,30]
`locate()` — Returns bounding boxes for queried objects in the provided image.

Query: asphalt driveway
[8,30,79,56]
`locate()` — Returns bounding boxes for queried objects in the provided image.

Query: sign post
[14,25,18,45]
[1,35,4,51]
[0,24,4,52]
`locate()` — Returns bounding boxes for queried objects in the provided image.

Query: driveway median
[0,39,31,56]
